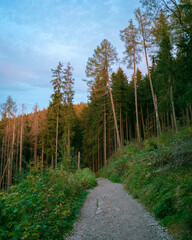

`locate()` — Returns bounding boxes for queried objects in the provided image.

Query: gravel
[66,178,174,240]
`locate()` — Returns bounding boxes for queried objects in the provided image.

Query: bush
[99,127,192,240]
[0,168,96,240]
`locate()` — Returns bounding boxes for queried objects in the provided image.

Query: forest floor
[66,178,173,240]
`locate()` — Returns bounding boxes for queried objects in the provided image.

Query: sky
[0,0,145,114]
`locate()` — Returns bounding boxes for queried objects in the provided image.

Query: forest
[0,0,192,190]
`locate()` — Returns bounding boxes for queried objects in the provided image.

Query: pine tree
[135,8,161,136]
[111,67,129,145]
[152,11,178,131]
[63,62,75,154]
[120,20,142,141]
[86,39,121,151]
[49,62,64,168]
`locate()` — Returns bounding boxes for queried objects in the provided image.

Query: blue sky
[0,0,143,114]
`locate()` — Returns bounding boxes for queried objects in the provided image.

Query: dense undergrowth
[0,166,96,240]
[99,127,192,240]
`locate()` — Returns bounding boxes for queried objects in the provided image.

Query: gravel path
[66,178,173,240]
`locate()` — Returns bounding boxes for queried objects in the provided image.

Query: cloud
[0,0,142,112]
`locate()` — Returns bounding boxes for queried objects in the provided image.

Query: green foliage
[99,127,192,240]
[0,167,96,240]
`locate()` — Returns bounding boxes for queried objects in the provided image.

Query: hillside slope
[99,127,192,240]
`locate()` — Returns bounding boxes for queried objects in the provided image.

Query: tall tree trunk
[68,128,70,154]
[67,73,71,154]
[46,156,48,169]
[186,105,190,126]
[34,136,37,168]
[51,155,54,169]
[140,105,145,139]
[108,121,111,157]
[1,137,4,187]
[141,21,161,136]
[98,133,100,170]
[78,151,80,170]
[167,112,170,128]
[189,105,192,123]
[41,143,44,171]
[126,114,129,141]
[120,107,124,146]
[107,71,121,148]
[129,122,132,141]
[170,83,178,131]
[92,155,95,172]
[104,104,107,166]
[19,111,23,172]
[19,105,24,172]
[16,124,19,175]
[133,46,140,141]
[33,105,38,169]
[114,128,117,153]
[55,111,59,168]
[8,111,16,189]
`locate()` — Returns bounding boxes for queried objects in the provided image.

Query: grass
[0,167,97,240]
[99,127,192,240]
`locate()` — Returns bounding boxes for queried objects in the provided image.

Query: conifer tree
[120,20,141,141]
[49,62,64,167]
[86,39,121,152]
[152,11,178,131]
[135,8,162,136]
[63,62,75,154]
[111,67,129,145]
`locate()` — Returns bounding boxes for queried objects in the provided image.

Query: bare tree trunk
[108,122,111,157]
[68,128,70,154]
[34,136,37,168]
[33,105,38,169]
[41,143,44,171]
[147,106,149,131]
[129,122,132,141]
[186,104,190,126]
[98,133,100,170]
[92,155,95,172]
[6,122,10,189]
[167,112,169,128]
[46,156,48,169]
[16,124,19,175]
[19,105,24,172]
[189,105,192,123]
[104,104,107,166]
[126,114,129,141]
[107,71,121,148]
[114,128,117,153]
[67,72,71,154]
[78,151,80,169]
[55,111,58,168]
[2,125,8,189]
[1,137,4,186]
[120,107,124,146]
[140,19,161,136]
[51,155,54,169]
[133,46,140,141]
[8,110,16,189]
[170,84,178,131]
[140,105,145,139]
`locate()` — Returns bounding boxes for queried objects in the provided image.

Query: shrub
[0,168,96,240]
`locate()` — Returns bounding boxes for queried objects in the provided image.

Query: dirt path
[66,178,173,240]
